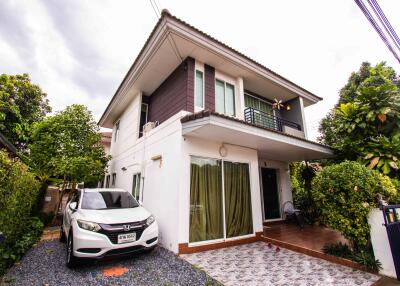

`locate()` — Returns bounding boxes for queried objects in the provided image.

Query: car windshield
[81,191,139,210]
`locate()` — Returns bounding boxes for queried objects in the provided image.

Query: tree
[29,104,110,189]
[318,62,400,177]
[0,73,51,150]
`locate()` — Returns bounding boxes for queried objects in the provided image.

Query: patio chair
[281,201,305,228]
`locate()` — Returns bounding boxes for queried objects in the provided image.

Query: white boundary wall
[369,208,396,278]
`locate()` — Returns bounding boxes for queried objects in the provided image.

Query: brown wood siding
[148,57,195,124]
[204,64,215,111]
[185,57,195,112]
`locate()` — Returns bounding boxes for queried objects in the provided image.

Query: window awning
[181,111,334,162]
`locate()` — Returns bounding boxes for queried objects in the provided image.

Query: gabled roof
[99,10,322,128]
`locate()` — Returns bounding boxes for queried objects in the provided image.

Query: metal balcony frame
[244,107,301,132]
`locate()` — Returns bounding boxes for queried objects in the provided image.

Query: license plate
[117,232,136,244]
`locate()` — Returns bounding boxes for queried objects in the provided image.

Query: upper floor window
[139,103,148,138]
[195,70,204,110]
[244,94,276,129]
[215,79,235,116]
[244,94,273,115]
[111,173,116,187]
[114,121,120,142]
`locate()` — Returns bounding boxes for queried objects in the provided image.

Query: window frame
[111,173,116,187]
[105,175,110,188]
[244,93,275,116]
[114,121,120,142]
[138,103,149,138]
[215,79,236,117]
[194,70,205,111]
[132,172,141,201]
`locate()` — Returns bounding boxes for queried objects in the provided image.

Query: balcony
[181,110,334,162]
[244,107,304,138]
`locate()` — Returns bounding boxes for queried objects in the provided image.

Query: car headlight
[77,220,101,232]
[146,215,155,226]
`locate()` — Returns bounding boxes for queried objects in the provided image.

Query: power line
[366,0,400,51]
[369,0,400,48]
[354,0,400,64]
[149,0,160,19]
[152,0,161,15]
[147,0,182,61]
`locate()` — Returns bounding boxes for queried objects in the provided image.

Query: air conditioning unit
[143,122,156,133]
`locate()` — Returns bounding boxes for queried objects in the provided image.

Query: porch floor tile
[263,222,347,253]
[180,242,379,286]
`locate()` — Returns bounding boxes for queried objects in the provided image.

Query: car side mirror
[69,202,77,211]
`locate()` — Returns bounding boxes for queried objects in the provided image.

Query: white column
[298,97,308,139]
[237,77,245,120]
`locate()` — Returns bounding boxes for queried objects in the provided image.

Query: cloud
[0,1,36,69]
[40,0,117,97]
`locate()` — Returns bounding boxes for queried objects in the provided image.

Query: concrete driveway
[180,242,380,286]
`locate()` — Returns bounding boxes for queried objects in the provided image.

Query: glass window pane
[189,157,223,243]
[132,173,141,201]
[215,80,225,114]
[81,191,139,209]
[259,101,272,114]
[244,95,259,109]
[225,83,235,116]
[223,161,253,238]
[195,71,204,108]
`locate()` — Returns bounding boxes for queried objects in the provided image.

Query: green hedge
[312,161,397,249]
[0,150,43,275]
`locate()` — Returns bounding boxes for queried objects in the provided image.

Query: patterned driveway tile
[180,242,380,286]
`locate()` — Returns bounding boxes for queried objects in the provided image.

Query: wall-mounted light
[286,104,291,111]
[121,167,127,171]
[151,154,163,167]
[151,155,162,161]
[219,144,228,157]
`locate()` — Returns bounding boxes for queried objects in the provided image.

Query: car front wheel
[66,231,78,268]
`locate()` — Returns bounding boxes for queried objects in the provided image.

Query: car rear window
[81,191,139,210]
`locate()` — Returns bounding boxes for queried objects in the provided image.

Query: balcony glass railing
[244,107,301,132]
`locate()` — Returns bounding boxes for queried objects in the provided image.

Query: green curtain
[224,161,253,238]
[189,158,223,242]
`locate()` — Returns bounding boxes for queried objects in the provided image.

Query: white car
[60,188,158,267]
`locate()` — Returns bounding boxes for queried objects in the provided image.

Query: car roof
[81,188,128,193]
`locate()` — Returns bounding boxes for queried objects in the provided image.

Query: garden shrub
[0,150,43,275]
[290,162,320,223]
[312,161,397,250]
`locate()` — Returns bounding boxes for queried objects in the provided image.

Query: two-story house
[99,10,333,254]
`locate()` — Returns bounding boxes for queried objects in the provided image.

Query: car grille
[98,219,148,244]
[105,245,145,256]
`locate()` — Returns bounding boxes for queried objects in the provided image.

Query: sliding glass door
[189,157,253,243]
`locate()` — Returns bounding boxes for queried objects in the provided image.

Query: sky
[1,0,399,141]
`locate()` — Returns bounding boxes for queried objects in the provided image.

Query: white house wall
[108,94,188,253]
[179,137,264,245]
